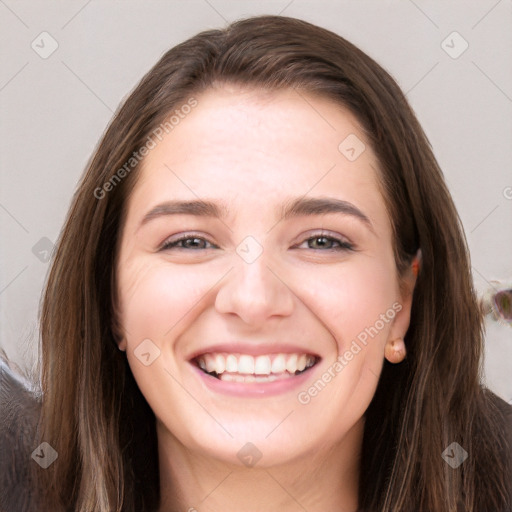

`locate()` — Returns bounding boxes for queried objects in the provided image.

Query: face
[115,86,415,467]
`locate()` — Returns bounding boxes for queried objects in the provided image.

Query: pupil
[186,238,201,248]
[313,236,330,248]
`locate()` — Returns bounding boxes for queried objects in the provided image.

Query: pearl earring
[385,337,406,364]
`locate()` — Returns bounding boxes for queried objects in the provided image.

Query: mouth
[192,352,319,383]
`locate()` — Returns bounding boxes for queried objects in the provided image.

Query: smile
[194,352,318,383]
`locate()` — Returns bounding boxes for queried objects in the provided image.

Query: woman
[31,14,511,512]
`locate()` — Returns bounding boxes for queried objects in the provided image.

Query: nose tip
[214,258,294,326]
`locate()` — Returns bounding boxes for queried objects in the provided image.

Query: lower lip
[190,363,318,398]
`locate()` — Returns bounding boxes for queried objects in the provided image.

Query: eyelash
[159,232,354,252]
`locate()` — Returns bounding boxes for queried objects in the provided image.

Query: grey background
[1,1,511,402]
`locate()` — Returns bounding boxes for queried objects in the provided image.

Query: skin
[115,86,417,512]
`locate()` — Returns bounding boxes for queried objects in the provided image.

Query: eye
[296,233,354,251]
[160,234,217,251]
[159,232,354,252]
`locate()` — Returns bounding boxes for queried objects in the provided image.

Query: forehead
[157,85,365,158]
[125,86,388,231]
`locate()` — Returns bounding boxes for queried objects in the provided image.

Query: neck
[157,419,364,512]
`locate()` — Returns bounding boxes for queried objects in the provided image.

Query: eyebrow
[138,196,374,232]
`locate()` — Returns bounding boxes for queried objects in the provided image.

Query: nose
[215,253,295,326]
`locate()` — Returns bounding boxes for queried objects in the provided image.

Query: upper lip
[188,342,320,361]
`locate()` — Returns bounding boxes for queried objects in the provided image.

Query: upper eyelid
[159,233,217,249]
[159,230,353,250]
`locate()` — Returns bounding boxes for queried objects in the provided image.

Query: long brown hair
[36,15,511,511]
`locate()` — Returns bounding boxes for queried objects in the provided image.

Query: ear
[385,249,421,357]
[111,315,127,351]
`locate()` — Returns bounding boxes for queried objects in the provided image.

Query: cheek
[117,259,214,343]
[290,251,399,415]
[303,257,401,419]
[294,252,399,348]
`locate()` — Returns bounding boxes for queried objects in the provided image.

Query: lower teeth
[219,373,282,382]
[206,369,307,382]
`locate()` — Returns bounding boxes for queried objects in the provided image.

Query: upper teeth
[196,353,315,376]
